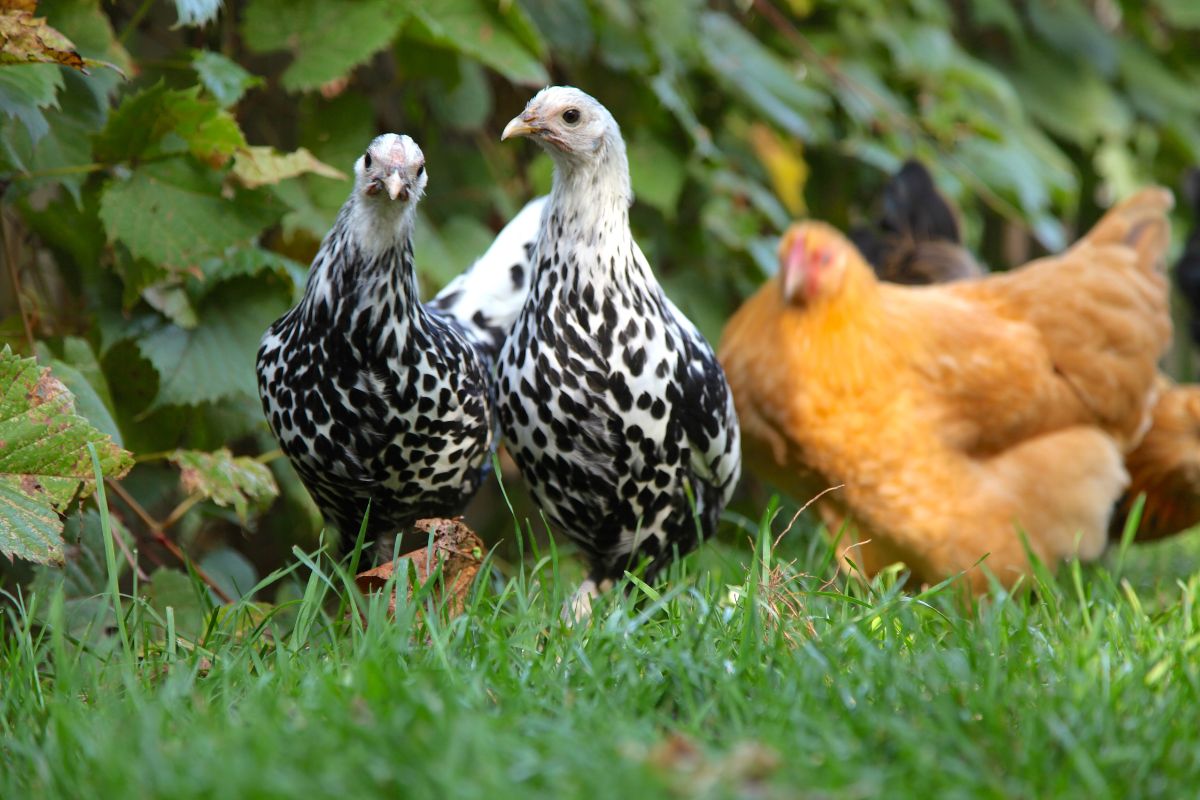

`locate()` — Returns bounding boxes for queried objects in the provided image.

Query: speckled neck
[296,195,422,344]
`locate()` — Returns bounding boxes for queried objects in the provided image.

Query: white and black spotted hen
[256,133,543,546]
[498,87,741,605]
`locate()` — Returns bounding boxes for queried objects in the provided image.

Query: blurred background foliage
[1,0,1198,598]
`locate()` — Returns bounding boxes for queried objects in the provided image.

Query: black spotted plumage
[256,134,542,547]
[498,87,741,596]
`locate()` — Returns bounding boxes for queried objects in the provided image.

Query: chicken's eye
[364,153,373,169]
[562,108,581,125]
[416,164,425,177]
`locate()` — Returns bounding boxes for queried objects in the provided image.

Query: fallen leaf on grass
[354,517,484,620]
[627,731,782,798]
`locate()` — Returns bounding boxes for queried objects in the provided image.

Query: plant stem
[106,479,235,604]
[118,0,157,46]
[0,209,35,353]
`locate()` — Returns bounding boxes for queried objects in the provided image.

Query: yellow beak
[501,114,538,141]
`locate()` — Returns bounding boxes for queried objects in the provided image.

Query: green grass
[4,497,1200,799]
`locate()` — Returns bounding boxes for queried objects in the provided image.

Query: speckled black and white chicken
[497,87,741,610]
[256,133,545,547]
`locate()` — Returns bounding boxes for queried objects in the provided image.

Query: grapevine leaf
[0,347,133,565]
[169,447,279,525]
[135,277,290,409]
[408,0,548,86]
[0,7,84,70]
[93,82,246,166]
[231,145,345,189]
[241,0,406,92]
[98,156,281,272]
[191,49,262,108]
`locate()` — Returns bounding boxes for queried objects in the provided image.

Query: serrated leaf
[93,82,246,166]
[0,62,59,143]
[32,342,123,446]
[0,8,84,70]
[198,246,307,301]
[699,12,830,141]
[0,347,133,565]
[135,277,290,408]
[169,447,279,525]
[98,157,281,272]
[231,145,345,189]
[2,69,105,202]
[408,0,548,86]
[191,49,261,108]
[241,0,406,92]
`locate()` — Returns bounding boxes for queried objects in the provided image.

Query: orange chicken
[719,189,1173,592]
[852,161,1200,544]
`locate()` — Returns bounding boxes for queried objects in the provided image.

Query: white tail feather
[429,196,548,362]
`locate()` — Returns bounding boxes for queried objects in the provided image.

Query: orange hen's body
[720,189,1173,592]
[1115,378,1200,541]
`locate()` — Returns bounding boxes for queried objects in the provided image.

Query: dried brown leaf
[354,518,484,619]
[0,8,85,71]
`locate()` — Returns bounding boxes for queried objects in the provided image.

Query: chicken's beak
[502,112,539,141]
[383,170,408,202]
[781,234,810,302]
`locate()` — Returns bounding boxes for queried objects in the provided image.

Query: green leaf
[428,57,492,132]
[32,341,123,447]
[699,12,830,141]
[135,277,291,408]
[170,448,279,525]
[2,69,106,203]
[1157,0,1200,28]
[231,145,346,189]
[1118,40,1200,123]
[518,0,593,55]
[628,134,686,216]
[142,567,211,638]
[1026,0,1117,77]
[1008,46,1131,147]
[191,50,262,108]
[0,347,133,565]
[408,0,549,86]
[198,247,307,302]
[414,213,495,290]
[0,63,60,143]
[241,0,407,92]
[98,157,281,272]
[93,83,246,166]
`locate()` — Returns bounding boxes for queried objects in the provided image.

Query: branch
[105,479,235,604]
[0,209,35,352]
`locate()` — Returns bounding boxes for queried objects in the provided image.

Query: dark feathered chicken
[1176,168,1200,346]
[256,134,543,547]
[849,160,986,285]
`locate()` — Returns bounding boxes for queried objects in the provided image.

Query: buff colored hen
[853,161,1200,544]
[719,189,1173,593]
